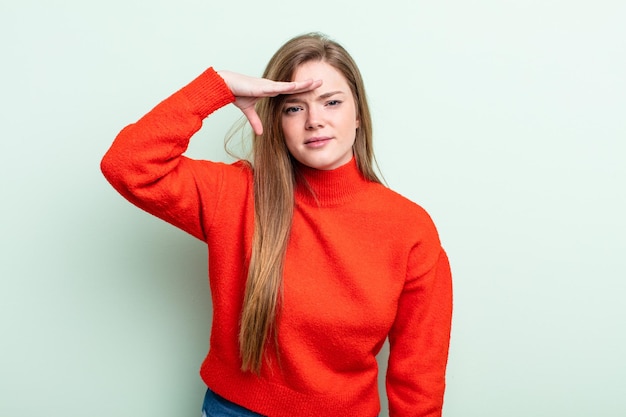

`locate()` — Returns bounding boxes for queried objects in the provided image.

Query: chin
[293,151,353,171]
[300,158,340,170]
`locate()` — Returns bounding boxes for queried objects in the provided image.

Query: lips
[304,136,332,145]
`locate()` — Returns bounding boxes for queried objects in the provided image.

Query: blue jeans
[202,387,379,417]
[202,388,266,417]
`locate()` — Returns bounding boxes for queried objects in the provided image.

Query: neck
[294,158,369,206]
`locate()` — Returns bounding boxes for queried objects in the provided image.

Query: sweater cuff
[181,67,236,118]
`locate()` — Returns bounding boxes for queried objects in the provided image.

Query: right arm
[101,67,321,240]
[100,68,236,241]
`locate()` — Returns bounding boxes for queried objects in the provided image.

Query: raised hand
[217,70,322,135]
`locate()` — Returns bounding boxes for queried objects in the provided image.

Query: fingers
[219,70,322,98]
[262,79,323,97]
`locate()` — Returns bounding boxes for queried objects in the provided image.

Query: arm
[100,68,236,240]
[101,68,322,240]
[386,247,453,417]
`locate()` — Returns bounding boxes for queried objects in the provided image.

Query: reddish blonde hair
[240,32,381,373]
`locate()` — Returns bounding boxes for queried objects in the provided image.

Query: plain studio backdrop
[1,1,624,416]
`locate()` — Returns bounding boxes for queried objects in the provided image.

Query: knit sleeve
[386,238,453,417]
[100,68,237,241]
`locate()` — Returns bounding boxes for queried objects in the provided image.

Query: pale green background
[1,0,625,416]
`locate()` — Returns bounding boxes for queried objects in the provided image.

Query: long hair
[239,32,382,373]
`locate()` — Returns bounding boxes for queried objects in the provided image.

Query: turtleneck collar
[294,158,370,207]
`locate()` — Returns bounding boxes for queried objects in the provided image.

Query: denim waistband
[202,388,266,417]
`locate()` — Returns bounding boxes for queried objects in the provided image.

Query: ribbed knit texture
[101,68,453,417]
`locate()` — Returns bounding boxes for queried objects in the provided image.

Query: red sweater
[101,68,452,417]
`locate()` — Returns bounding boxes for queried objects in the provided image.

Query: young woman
[101,33,453,417]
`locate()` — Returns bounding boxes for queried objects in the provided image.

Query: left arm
[386,247,453,417]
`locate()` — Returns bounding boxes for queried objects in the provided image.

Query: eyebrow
[283,90,345,104]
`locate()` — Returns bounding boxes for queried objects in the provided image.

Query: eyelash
[283,100,342,114]
[284,106,302,114]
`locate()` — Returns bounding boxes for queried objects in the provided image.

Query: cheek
[280,116,294,134]
[281,119,298,151]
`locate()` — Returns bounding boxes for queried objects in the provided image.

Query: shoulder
[188,158,253,196]
[364,183,439,239]
[364,183,443,272]
[192,158,252,178]
[222,159,253,178]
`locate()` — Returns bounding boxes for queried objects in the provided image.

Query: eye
[326,100,342,107]
[284,106,303,114]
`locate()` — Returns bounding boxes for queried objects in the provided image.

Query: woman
[101,32,452,417]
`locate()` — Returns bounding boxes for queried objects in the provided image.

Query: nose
[305,107,323,130]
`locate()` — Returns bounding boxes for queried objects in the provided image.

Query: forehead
[291,61,350,89]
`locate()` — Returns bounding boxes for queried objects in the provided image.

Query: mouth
[304,136,332,145]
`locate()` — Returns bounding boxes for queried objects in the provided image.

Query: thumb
[241,106,264,136]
